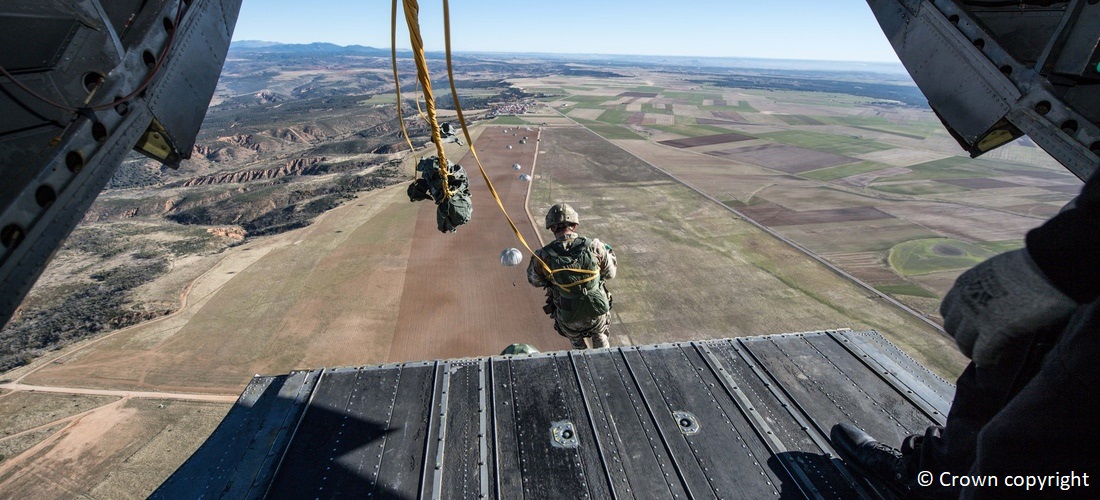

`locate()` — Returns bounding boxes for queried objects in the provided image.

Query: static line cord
[389,0,596,288]
[440,0,595,287]
[390,0,417,153]
[400,0,452,198]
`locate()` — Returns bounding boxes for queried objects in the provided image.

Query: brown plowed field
[714,143,857,173]
[658,132,754,148]
[736,205,895,226]
[386,127,564,361]
[937,178,1021,189]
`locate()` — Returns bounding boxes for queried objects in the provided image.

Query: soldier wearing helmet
[527,203,617,349]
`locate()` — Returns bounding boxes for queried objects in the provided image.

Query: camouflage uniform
[528,233,617,349]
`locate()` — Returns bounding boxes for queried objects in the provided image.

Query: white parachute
[519,174,532,182]
[512,163,522,170]
[500,248,523,267]
[506,145,512,149]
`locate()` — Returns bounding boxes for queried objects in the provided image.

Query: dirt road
[0,383,238,403]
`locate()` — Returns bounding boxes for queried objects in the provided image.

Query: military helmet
[545,203,579,229]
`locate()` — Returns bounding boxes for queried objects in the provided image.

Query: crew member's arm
[1025,175,1100,304]
[941,175,1097,367]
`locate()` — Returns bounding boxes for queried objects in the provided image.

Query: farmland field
[889,238,997,276]
[531,126,964,378]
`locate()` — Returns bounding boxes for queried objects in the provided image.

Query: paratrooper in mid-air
[527,203,617,349]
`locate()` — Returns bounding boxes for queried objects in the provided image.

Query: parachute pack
[545,236,611,324]
[408,157,473,233]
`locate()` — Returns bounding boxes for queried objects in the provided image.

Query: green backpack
[546,237,611,324]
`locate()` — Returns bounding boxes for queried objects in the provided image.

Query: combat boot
[570,338,588,349]
[831,423,912,497]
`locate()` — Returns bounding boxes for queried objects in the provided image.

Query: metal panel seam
[262,368,327,498]
[568,351,618,499]
[618,349,697,499]
[692,342,821,500]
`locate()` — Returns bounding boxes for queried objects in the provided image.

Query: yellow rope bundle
[392,0,600,290]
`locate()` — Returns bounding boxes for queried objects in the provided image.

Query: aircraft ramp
[154,329,954,498]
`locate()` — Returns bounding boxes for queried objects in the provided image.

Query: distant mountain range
[231,41,909,76]
[231,41,397,56]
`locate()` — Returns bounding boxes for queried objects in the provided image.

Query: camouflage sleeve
[591,238,617,281]
[527,251,550,287]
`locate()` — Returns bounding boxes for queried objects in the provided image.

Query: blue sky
[233,1,901,63]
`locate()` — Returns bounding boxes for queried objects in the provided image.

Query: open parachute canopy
[500,343,539,355]
[500,248,523,267]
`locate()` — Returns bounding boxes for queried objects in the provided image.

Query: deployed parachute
[408,157,473,233]
[512,163,522,171]
[519,174,532,182]
[506,145,512,150]
[500,248,523,267]
[500,343,539,355]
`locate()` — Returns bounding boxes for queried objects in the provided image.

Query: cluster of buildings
[487,99,537,116]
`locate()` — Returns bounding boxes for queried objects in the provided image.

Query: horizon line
[230,39,907,67]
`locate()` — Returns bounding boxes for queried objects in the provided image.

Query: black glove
[941,249,1077,367]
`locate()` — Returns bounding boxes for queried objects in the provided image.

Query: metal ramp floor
[154,329,955,499]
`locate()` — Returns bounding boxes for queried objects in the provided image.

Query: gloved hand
[941,249,1078,367]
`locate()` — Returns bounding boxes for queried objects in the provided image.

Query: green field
[563,95,612,104]
[775,115,825,126]
[825,115,943,135]
[597,109,633,124]
[757,130,895,156]
[801,161,891,181]
[490,115,529,125]
[525,87,565,94]
[359,95,396,105]
[885,156,1018,182]
[660,91,722,104]
[848,125,927,140]
[870,181,971,196]
[778,218,940,253]
[889,238,996,276]
[640,103,673,114]
[564,100,606,110]
[874,283,938,299]
[700,101,758,113]
[976,240,1024,254]
[648,124,746,137]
